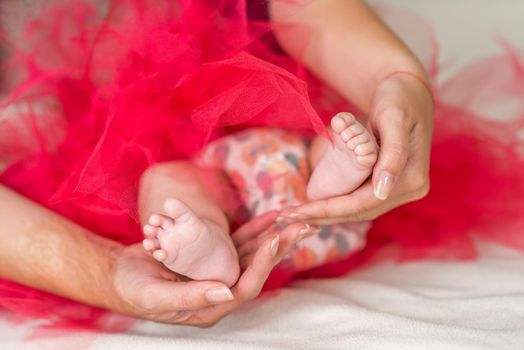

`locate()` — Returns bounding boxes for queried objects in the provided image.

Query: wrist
[359,53,430,111]
[382,70,433,99]
[93,239,128,313]
[371,61,434,113]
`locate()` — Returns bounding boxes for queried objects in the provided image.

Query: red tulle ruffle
[0,0,523,333]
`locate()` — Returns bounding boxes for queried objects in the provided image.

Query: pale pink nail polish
[206,287,234,303]
[374,171,395,200]
[270,235,280,257]
[288,212,311,220]
[297,224,311,240]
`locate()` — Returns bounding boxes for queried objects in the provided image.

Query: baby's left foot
[307,112,378,199]
[142,198,240,287]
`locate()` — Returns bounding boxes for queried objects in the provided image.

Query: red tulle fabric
[0,0,523,333]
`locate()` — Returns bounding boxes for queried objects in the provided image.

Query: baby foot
[307,112,378,200]
[142,198,240,287]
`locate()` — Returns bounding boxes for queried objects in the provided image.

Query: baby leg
[138,161,239,287]
[307,112,378,199]
[200,128,369,272]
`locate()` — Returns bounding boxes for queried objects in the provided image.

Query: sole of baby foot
[307,112,378,200]
[142,198,240,287]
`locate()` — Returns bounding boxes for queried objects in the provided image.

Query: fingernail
[374,171,395,200]
[288,212,311,220]
[206,287,234,303]
[297,224,311,240]
[312,227,322,235]
[270,235,280,257]
[275,216,284,223]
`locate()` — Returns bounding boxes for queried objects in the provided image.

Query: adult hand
[109,211,313,326]
[281,73,434,224]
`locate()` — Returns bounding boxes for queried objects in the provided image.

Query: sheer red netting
[0,0,523,333]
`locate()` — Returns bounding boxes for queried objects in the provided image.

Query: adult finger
[279,180,381,221]
[189,223,309,325]
[238,222,316,260]
[195,233,280,323]
[138,278,235,312]
[371,107,411,200]
[232,210,280,246]
[240,222,317,269]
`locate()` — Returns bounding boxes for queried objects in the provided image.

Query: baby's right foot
[307,112,378,200]
[142,198,240,287]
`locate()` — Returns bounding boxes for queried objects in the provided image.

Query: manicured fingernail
[288,212,310,220]
[374,171,395,200]
[269,235,280,257]
[270,235,280,257]
[206,287,234,303]
[297,224,311,240]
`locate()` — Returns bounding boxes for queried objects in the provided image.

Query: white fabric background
[1,1,524,349]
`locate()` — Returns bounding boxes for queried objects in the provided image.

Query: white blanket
[2,1,524,349]
[3,242,524,350]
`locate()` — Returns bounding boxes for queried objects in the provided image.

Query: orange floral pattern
[197,128,369,272]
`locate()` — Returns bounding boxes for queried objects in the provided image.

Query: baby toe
[148,213,174,228]
[143,224,160,237]
[143,238,160,251]
[153,249,168,262]
[148,214,163,226]
[354,142,375,156]
[331,112,355,132]
[356,152,378,167]
[163,198,193,221]
[346,133,369,150]
[340,124,364,142]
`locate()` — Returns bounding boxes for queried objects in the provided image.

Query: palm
[113,244,189,322]
[108,212,308,326]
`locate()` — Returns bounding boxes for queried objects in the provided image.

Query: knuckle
[412,173,428,190]
[171,311,191,324]
[415,182,430,200]
[177,293,194,310]
[408,172,430,198]
[387,142,409,160]
[376,106,409,124]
